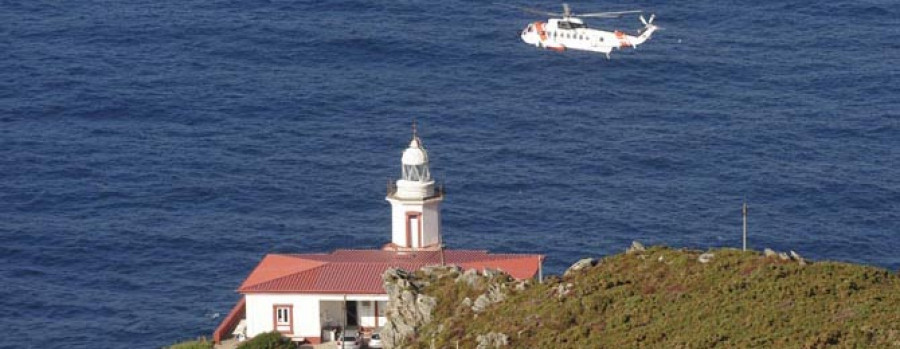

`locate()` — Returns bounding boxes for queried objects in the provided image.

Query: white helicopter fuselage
[520,17,657,56]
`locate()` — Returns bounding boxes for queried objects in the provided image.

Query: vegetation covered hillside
[406,246,900,348]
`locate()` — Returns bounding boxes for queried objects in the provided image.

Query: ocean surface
[1,0,898,347]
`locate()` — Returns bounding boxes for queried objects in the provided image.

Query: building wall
[245,294,388,340]
[422,201,441,247]
[388,198,442,248]
[389,200,422,247]
[245,294,321,339]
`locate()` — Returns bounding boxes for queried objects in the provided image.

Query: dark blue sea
[1,0,898,347]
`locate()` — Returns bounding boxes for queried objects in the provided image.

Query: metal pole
[742,201,748,251]
[538,257,544,283]
[342,295,347,339]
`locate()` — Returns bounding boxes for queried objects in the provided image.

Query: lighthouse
[216,128,544,345]
[385,129,444,251]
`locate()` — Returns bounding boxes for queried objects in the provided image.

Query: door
[406,212,421,247]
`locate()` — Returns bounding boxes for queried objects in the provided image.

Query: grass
[406,246,900,348]
[167,337,213,349]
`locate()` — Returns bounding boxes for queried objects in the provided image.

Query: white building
[214,131,543,345]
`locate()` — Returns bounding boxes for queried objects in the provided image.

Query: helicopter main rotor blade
[493,3,562,16]
[578,10,643,18]
[519,6,563,16]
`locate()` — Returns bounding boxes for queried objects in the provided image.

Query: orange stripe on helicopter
[614,30,632,48]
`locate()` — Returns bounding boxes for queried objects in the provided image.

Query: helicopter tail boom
[627,14,658,47]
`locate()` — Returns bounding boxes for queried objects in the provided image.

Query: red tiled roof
[238,255,326,290]
[238,249,543,294]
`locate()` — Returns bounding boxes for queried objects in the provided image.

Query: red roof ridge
[238,254,326,290]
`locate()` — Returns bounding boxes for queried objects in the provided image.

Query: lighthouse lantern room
[385,130,443,251]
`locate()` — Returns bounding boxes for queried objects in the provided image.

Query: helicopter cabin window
[559,21,587,30]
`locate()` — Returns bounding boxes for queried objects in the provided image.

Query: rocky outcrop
[626,241,646,254]
[456,268,481,288]
[381,267,456,348]
[564,258,598,277]
[698,253,715,264]
[381,266,518,348]
[763,248,809,266]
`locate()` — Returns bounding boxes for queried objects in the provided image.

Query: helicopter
[517,3,658,58]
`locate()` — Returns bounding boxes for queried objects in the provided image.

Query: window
[273,304,293,333]
[276,307,290,325]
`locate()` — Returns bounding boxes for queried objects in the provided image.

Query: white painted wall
[422,201,441,247]
[245,294,388,339]
[387,198,442,248]
[245,294,321,339]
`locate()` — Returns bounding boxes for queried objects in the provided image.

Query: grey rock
[455,269,481,288]
[790,250,807,266]
[564,258,598,276]
[698,253,715,264]
[626,241,646,254]
[420,265,459,277]
[381,268,441,348]
[482,268,501,278]
[472,294,492,313]
[554,283,574,300]
[476,332,509,349]
[778,252,791,261]
[514,280,529,291]
[416,295,436,323]
[487,283,507,303]
[461,297,472,308]
[764,248,777,258]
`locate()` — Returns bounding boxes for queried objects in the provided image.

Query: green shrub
[236,331,294,349]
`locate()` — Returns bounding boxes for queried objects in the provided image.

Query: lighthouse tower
[385,129,443,251]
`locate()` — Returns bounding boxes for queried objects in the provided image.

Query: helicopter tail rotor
[638,14,659,34]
